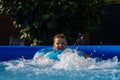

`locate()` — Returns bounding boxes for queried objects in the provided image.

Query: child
[33,34,68,61]
[33,34,89,61]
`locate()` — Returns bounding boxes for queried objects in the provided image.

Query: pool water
[0,49,120,80]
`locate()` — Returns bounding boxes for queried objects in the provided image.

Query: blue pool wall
[0,45,120,61]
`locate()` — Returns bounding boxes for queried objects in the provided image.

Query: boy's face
[53,38,67,50]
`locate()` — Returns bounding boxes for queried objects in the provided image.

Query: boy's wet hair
[53,34,67,41]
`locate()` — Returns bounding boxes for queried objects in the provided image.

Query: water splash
[2,49,119,71]
[74,33,90,45]
[0,49,120,80]
[53,49,95,70]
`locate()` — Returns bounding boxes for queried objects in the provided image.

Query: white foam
[2,49,119,71]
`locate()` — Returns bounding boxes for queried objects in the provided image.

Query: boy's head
[53,34,68,50]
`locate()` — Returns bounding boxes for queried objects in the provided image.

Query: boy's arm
[78,50,89,59]
[33,49,47,60]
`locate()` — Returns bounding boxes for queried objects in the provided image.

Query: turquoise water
[0,49,120,80]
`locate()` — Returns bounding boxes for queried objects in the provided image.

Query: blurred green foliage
[0,0,119,45]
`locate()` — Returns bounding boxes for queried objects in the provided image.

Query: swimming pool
[0,46,120,80]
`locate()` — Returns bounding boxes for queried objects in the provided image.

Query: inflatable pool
[0,45,120,80]
[0,45,120,61]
